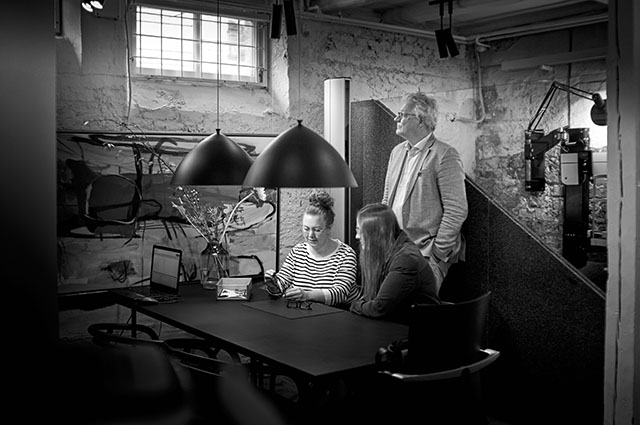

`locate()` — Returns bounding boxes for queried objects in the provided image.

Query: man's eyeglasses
[396,111,419,120]
[286,300,313,310]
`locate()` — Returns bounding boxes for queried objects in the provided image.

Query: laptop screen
[149,245,182,294]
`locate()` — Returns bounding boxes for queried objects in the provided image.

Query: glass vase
[200,241,230,289]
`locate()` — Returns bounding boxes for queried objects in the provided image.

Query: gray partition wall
[350,100,606,425]
[348,100,399,253]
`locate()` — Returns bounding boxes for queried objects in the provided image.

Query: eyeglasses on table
[286,300,313,310]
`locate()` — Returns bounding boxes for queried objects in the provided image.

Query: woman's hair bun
[309,190,334,210]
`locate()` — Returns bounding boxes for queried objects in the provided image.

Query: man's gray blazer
[382,134,468,263]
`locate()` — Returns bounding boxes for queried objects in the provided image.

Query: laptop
[129,245,183,303]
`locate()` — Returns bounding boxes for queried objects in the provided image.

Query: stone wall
[275,19,478,258]
[56,10,476,267]
[276,20,608,260]
[56,6,608,338]
[472,24,608,251]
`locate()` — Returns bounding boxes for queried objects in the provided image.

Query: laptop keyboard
[151,292,182,303]
[129,286,182,303]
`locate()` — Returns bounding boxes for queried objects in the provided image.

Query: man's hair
[404,92,438,133]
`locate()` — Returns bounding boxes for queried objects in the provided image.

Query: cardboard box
[217,277,252,301]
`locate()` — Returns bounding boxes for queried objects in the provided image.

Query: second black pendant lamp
[244,1,357,188]
[170,0,253,186]
[243,120,358,188]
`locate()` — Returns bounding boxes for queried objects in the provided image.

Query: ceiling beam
[311,0,406,13]
[382,0,600,25]
[301,8,606,44]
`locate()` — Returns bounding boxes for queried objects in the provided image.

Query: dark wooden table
[110,282,408,392]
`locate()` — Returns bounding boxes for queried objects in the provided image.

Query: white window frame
[130,2,268,86]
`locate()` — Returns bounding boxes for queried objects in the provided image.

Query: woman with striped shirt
[264,191,359,308]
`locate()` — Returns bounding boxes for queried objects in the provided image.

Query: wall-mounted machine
[525,81,606,192]
[524,81,607,268]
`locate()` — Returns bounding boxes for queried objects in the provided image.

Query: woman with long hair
[350,203,440,323]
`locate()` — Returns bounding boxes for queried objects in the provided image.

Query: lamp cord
[217,0,221,129]
[124,1,133,123]
[567,30,573,128]
[298,2,301,121]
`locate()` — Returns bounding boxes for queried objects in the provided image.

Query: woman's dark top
[350,231,441,324]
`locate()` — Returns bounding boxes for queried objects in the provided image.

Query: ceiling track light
[430,0,458,58]
[270,0,297,39]
[270,1,283,39]
[90,0,105,10]
[283,0,297,36]
[81,1,93,12]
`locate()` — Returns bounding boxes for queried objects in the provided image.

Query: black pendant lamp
[170,129,253,185]
[245,1,356,188]
[170,0,253,186]
[243,120,358,188]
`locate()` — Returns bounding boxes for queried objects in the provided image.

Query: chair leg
[250,358,273,391]
[269,371,276,391]
[461,372,490,425]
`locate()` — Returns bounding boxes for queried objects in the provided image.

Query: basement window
[132,4,267,85]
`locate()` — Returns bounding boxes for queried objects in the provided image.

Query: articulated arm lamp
[524,81,607,191]
[523,82,607,268]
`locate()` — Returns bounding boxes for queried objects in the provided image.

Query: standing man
[382,91,468,293]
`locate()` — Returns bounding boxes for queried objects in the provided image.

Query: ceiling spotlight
[270,1,283,39]
[82,0,106,13]
[430,0,458,58]
[435,27,458,58]
[283,0,297,36]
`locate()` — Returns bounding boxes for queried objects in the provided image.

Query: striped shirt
[273,239,359,306]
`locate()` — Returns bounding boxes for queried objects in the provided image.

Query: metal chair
[374,292,500,425]
[88,322,242,361]
[87,322,164,347]
[54,341,193,425]
[87,322,285,424]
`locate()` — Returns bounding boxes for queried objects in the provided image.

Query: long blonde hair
[357,203,401,300]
